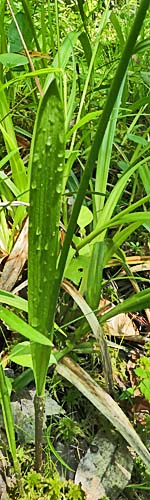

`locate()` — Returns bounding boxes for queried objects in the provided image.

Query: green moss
[8,470,85,500]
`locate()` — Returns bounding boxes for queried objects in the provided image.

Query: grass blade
[0,364,18,471]
[56,356,150,470]
[63,280,114,395]
[100,288,150,323]
[0,306,53,346]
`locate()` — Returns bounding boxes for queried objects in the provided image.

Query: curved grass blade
[100,288,150,324]
[62,280,114,395]
[46,427,74,472]
[0,305,53,346]
[56,356,150,470]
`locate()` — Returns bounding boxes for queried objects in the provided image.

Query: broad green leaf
[127,133,148,146]
[77,206,93,230]
[8,341,33,369]
[139,380,150,400]
[8,341,57,369]
[64,253,89,286]
[0,53,28,67]
[0,306,53,346]
[141,71,150,86]
[28,78,65,335]
[8,11,33,53]
[28,78,65,395]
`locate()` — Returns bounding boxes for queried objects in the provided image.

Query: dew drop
[59,131,64,144]
[44,243,49,250]
[36,227,41,236]
[32,318,39,328]
[34,153,39,162]
[57,164,63,172]
[43,276,48,283]
[46,137,52,146]
[49,115,55,124]
[31,180,37,190]
[56,184,62,194]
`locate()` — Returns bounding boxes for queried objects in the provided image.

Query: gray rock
[0,389,65,444]
[75,429,133,500]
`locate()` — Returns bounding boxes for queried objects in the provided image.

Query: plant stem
[34,394,45,472]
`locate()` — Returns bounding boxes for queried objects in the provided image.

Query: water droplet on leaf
[46,137,52,146]
[56,184,62,194]
[31,180,37,190]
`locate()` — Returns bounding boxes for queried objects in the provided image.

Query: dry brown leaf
[99,298,139,339]
[0,218,28,291]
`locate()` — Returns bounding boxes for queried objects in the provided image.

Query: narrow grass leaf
[0,365,18,471]
[44,31,81,92]
[95,78,125,219]
[0,87,28,197]
[0,306,53,346]
[100,288,150,324]
[0,290,28,312]
[62,280,114,394]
